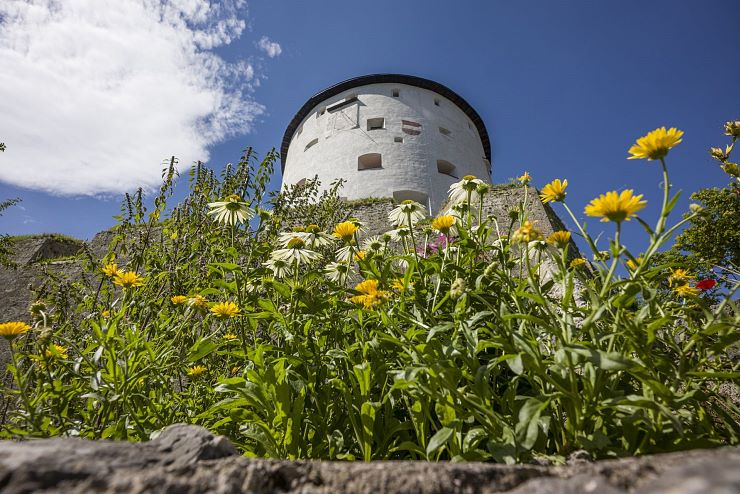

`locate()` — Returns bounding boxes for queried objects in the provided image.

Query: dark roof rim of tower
[279,73,492,172]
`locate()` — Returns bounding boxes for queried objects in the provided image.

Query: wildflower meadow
[1,125,738,463]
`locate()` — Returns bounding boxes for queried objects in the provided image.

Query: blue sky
[1,1,738,257]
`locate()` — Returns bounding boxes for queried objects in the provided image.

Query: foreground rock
[0,425,738,493]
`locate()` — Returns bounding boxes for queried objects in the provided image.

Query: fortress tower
[280,74,492,213]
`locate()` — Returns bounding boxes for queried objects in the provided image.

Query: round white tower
[280,74,492,213]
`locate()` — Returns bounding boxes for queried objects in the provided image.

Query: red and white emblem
[401,120,422,136]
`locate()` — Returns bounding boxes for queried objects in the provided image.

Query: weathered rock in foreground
[0,425,738,494]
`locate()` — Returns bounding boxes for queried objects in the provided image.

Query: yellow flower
[674,284,698,298]
[188,295,207,308]
[512,221,543,243]
[517,171,531,185]
[354,279,380,294]
[431,215,455,234]
[101,310,111,318]
[391,278,412,291]
[626,256,643,271]
[354,250,367,262]
[223,333,238,341]
[669,268,692,287]
[569,258,587,269]
[546,230,571,248]
[627,127,684,161]
[584,190,646,223]
[170,295,188,305]
[332,221,359,242]
[0,321,31,340]
[210,301,241,318]
[187,365,207,376]
[350,279,389,309]
[540,179,568,203]
[113,271,146,288]
[102,262,122,277]
[44,344,68,359]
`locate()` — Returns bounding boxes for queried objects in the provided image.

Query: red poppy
[696,279,716,290]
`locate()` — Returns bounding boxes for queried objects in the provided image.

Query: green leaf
[426,426,454,458]
[188,338,217,362]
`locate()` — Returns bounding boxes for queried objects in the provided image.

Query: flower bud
[724,121,740,138]
[709,147,727,162]
[450,278,467,300]
[721,162,739,178]
[689,203,703,214]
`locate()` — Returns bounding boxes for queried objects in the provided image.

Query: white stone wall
[282,83,491,213]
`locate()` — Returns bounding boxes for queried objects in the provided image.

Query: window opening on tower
[437,160,457,178]
[367,118,385,131]
[358,153,382,170]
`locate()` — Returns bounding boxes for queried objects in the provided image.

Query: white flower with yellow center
[334,245,357,262]
[447,175,484,208]
[324,261,351,283]
[387,227,411,242]
[362,235,385,254]
[207,194,254,226]
[263,258,293,278]
[270,237,321,265]
[388,200,427,228]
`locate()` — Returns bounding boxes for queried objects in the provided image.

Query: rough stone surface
[0,424,738,494]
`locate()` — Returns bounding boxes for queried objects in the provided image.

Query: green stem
[599,224,621,298]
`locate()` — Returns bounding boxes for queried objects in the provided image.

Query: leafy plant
[1,128,738,464]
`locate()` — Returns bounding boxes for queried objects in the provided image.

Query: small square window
[392,89,400,97]
[434,98,440,106]
[367,117,385,131]
[394,136,403,143]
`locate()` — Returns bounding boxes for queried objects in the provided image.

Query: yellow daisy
[170,295,188,305]
[332,221,359,242]
[210,301,241,318]
[546,230,571,248]
[44,344,68,360]
[113,271,146,288]
[101,262,122,277]
[188,295,208,309]
[584,190,646,223]
[627,127,684,161]
[0,321,32,340]
[431,215,455,234]
[569,258,587,269]
[540,179,568,203]
[223,333,238,341]
[517,172,531,185]
[187,365,207,376]
[674,284,698,298]
[668,268,692,287]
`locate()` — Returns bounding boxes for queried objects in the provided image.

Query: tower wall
[282,81,491,213]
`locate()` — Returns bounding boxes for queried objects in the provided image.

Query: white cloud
[257,36,282,58]
[0,0,265,196]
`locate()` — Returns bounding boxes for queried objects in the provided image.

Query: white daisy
[324,261,351,283]
[447,175,484,209]
[334,245,357,262]
[361,235,386,254]
[388,200,427,228]
[262,258,293,278]
[207,194,254,226]
[270,237,321,265]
